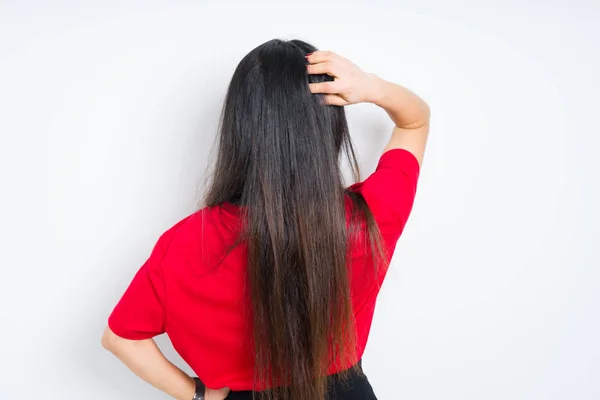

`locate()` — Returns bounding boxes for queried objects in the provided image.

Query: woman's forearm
[367,74,430,129]
[102,326,195,400]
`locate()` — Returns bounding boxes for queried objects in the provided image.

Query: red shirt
[108,148,420,391]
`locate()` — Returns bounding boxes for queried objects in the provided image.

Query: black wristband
[192,377,206,400]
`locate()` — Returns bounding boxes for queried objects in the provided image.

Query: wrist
[363,73,386,104]
[192,377,206,400]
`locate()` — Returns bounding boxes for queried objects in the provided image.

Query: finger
[306,50,339,64]
[323,94,348,106]
[306,61,339,77]
[308,81,342,94]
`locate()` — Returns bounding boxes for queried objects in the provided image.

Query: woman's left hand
[206,386,231,400]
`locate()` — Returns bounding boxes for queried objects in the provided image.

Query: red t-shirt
[108,148,420,391]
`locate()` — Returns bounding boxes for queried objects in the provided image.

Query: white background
[1,1,598,399]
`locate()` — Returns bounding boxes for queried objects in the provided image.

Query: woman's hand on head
[306,50,381,106]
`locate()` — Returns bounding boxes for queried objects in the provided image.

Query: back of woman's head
[204,38,386,400]
[207,38,350,206]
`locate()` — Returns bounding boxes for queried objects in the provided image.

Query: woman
[102,38,429,400]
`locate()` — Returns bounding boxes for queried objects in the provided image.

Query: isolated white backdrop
[0,1,598,399]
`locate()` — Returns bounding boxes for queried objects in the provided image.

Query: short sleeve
[348,148,421,239]
[108,228,176,340]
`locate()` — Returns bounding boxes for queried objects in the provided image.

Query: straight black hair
[202,38,387,400]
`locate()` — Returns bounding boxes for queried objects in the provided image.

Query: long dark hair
[202,38,387,400]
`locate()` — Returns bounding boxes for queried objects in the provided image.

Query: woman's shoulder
[156,206,223,247]
[156,204,243,271]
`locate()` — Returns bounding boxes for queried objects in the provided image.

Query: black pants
[224,359,377,400]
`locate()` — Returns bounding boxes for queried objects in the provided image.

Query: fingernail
[305,53,313,58]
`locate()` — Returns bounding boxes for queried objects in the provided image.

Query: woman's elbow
[101,325,120,352]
